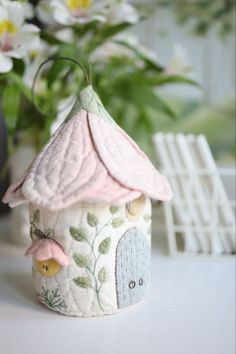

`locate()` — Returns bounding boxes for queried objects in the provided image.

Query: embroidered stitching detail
[30,209,54,240]
[115,227,150,308]
[71,206,126,312]
[38,286,67,310]
[31,199,151,316]
[71,211,113,311]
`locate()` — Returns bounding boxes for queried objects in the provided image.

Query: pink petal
[88,112,173,201]
[2,168,30,205]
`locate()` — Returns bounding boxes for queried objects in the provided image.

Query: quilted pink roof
[3,88,173,211]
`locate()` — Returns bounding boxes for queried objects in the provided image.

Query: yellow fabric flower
[35,258,61,277]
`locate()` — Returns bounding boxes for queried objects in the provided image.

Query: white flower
[0,0,40,73]
[91,39,130,62]
[23,38,55,88]
[37,0,139,27]
[55,28,74,43]
[105,0,139,25]
[48,0,107,25]
[36,0,56,26]
[20,1,34,19]
[91,33,158,68]
[165,44,193,77]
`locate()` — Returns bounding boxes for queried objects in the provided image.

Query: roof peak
[66,85,114,125]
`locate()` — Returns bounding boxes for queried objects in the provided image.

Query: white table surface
[0,213,235,354]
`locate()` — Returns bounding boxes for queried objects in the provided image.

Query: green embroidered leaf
[109,206,119,214]
[112,217,125,228]
[73,276,92,288]
[98,267,108,284]
[70,227,87,241]
[98,237,111,255]
[38,286,67,310]
[33,210,40,223]
[73,254,91,268]
[34,229,46,239]
[87,213,98,227]
[46,228,54,237]
[143,214,151,222]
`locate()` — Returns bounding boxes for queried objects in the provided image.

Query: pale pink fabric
[2,168,29,206]
[25,239,69,266]
[3,109,172,210]
[88,112,173,202]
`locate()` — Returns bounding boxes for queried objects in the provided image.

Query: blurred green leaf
[101,23,132,40]
[47,60,67,88]
[6,72,31,100]
[58,43,78,58]
[2,85,20,133]
[113,39,164,72]
[149,74,200,87]
[127,84,177,119]
[41,32,63,45]
[156,0,235,38]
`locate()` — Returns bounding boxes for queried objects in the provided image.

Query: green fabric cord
[66,85,114,124]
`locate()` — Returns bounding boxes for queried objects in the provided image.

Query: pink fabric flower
[25,239,69,266]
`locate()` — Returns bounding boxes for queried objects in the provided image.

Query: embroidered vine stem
[71,207,124,312]
[86,262,103,311]
[30,209,54,239]
[96,216,113,236]
[84,224,106,311]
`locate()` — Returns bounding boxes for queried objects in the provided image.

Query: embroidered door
[115,227,150,308]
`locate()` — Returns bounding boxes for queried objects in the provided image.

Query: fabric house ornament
[3,82,173,317]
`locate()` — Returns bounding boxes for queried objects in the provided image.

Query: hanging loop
[31,56,90,116]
